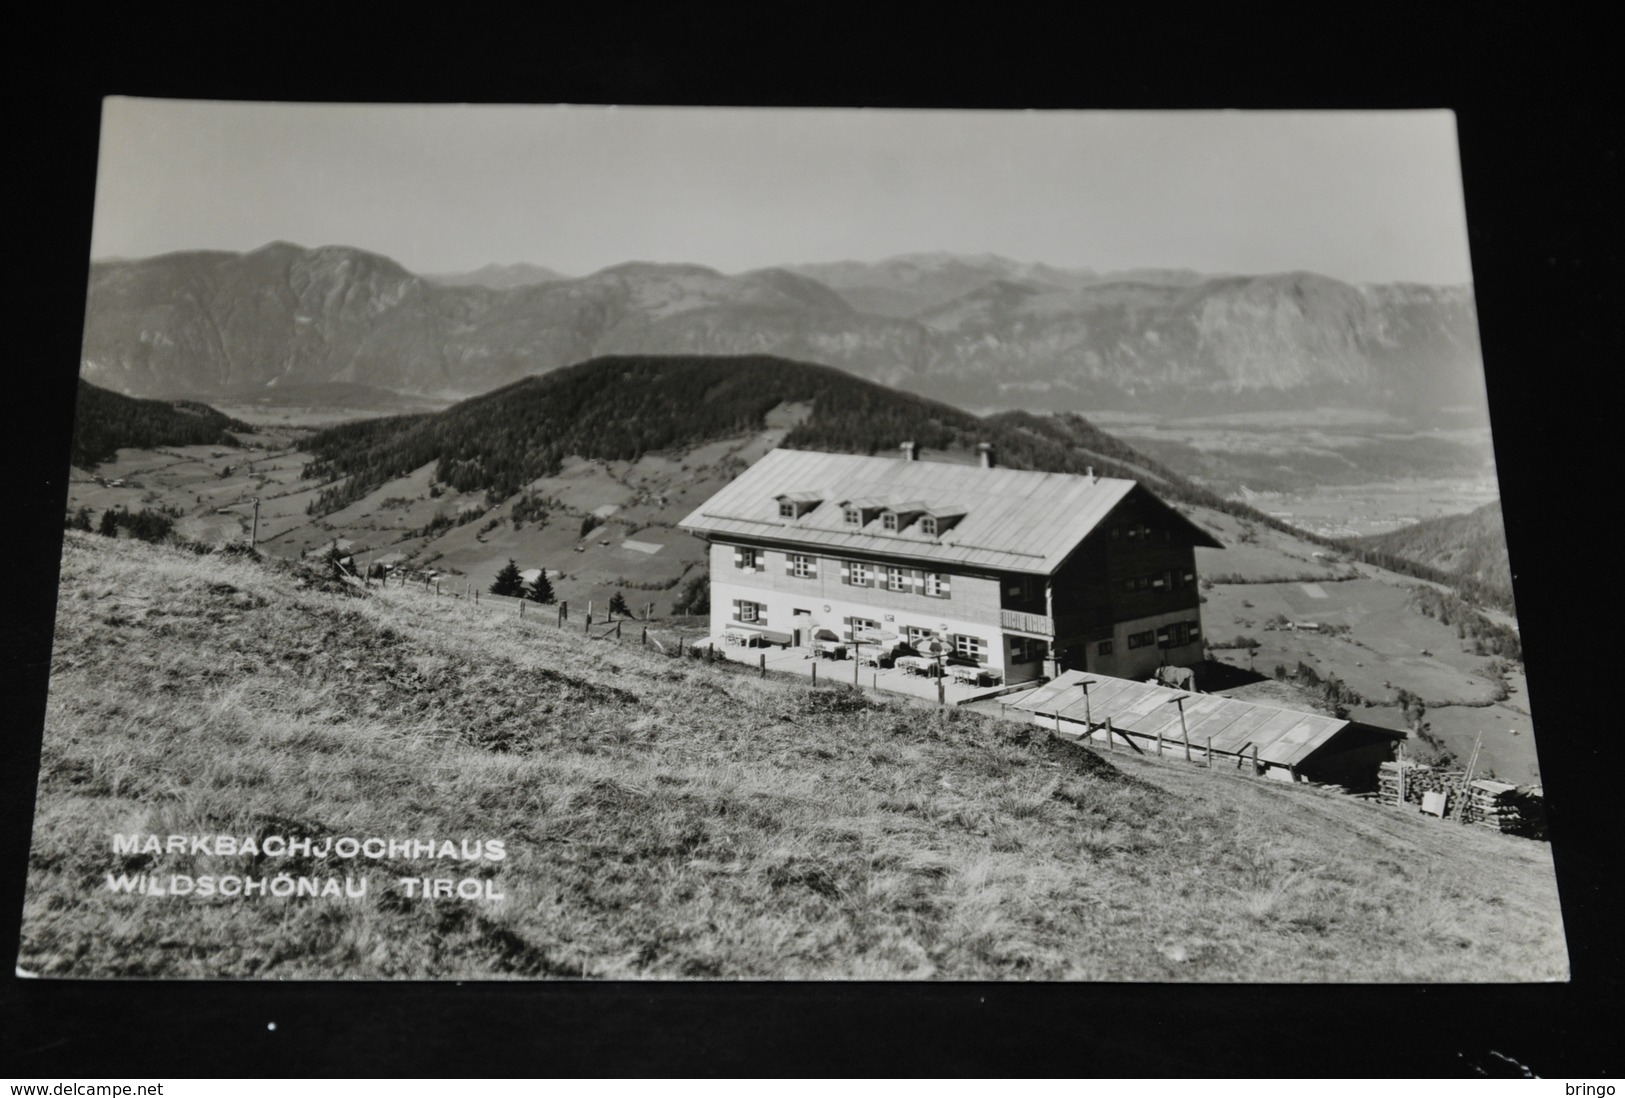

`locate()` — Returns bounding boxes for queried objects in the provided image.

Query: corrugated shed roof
[1007,670,1403,767]
[678,448,1180,574]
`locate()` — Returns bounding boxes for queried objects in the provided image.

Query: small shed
[1006,670,1404,789]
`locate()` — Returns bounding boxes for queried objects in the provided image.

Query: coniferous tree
[98,508,120,537]
[608,591,629,618]
[526,570,555,604]
[491,559,525,597]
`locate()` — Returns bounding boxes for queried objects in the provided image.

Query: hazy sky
[91,100,1475,284]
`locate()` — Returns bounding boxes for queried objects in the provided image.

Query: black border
[6,13,1621,1078]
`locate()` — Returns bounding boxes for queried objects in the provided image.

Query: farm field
[65,421,794,618]
[1190,510,1536,784]
[1094,410,1501,537]
[19,532,1568,981]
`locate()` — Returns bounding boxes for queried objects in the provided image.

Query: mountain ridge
[81,243,1486,416]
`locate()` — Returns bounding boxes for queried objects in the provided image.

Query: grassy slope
[21,533,1567,980]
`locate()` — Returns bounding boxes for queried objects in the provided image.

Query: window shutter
[785,555,794,576]
[940,575,951,597]
[839,561,850,584]
[733,547,744,568]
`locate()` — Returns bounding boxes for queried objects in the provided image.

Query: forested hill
[301,355,1218,514]
[1346,501,1514,609]
[71,379,250,467]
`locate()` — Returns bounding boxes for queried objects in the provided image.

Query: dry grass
[18,532,1569,980]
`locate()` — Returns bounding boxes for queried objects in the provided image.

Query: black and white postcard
[14,101,1570,984]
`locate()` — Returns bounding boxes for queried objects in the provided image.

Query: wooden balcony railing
[1000,608,1054,635]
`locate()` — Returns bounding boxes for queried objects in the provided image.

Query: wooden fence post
[1251,744,1259,775]
[811,661,817,685]
[1105,716,1114,752]
[1156,726,1164,757]
[677,637,684,658]
[1205,736,1212,768]
[641,626,647,646]
[519,599,524,618]
[584,612,591,636]
[616,621,622,639]
[759,653,766,678]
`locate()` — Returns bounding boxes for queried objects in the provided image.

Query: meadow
[18,532,1568,980]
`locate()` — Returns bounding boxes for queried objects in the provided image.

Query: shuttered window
[733,547,764,572]
[924,572,951,598]
[732,600,765,624]
[786,554,817,579]
[886,566,909,592]
[844,560,873,587]
[952,634,987,663]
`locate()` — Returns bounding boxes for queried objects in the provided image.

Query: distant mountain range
[81,242,1486,416]
[422,262,570,289]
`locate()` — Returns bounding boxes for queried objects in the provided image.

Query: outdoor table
[895,656,938,677]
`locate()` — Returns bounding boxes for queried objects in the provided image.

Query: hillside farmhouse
[678,445,1222,684]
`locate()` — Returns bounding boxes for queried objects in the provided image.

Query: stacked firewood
[1377,760,1465,808]
[1378,764,1549,840]
[1464,780,1549,840]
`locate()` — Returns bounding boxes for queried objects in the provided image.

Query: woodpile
[1463,779,1549,840]
[1377,762,1548,840]
[1378,760,1464,809]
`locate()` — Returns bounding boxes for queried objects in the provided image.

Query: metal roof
[678,448,1212,575]
[1006,670,1404,768]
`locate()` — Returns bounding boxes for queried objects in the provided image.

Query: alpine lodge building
[678,444,1223,686]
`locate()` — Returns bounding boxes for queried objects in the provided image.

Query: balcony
[1000,608,1054,636]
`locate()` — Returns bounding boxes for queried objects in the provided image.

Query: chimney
[977,442,995,469]
[900,441,916,462]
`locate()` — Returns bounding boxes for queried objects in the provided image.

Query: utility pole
[250,497,260,552]
[1164,694,1192,761]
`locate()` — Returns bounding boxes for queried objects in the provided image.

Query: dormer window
[775,491,822,520]
[882,512,899,532]
[839,497,885,527]
[919,504,966,537]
